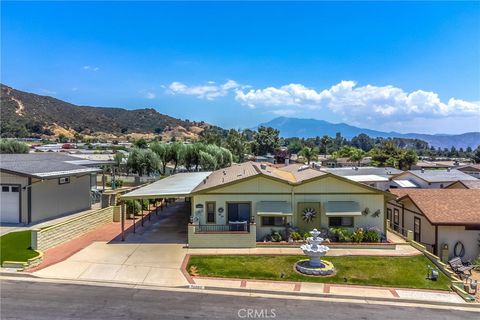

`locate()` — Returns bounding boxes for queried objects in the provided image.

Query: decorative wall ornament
[372,209,381,218]
[218,207,224,213]
[302,208,317,222]
[361,207,370,216]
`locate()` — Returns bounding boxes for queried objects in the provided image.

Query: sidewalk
[191,276,467,305]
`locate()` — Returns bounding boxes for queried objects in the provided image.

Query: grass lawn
[0,230,39,265]
[188,255,451,291]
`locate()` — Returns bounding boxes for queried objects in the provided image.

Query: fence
[188,223,256,248]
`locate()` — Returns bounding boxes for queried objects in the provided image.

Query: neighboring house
[323,167,403,191]
[456,164,480,179]
[321,157,372,168]
[390,169,478,189]
[388,189,480,261]
[445,180,480,189]
[411,159,473,170]
[0,153,100,224]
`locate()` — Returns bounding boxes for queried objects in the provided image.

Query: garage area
[1,185,21,224]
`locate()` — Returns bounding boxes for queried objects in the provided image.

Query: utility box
[440,243,449,263]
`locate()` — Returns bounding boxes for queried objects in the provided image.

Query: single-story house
[456,164,480,179]
[323,166,403,190]
[0,153,100,224]
[320,157,372,168]
[123,162,393,247]
[388,189,480,261]
[390,169,478,189]
[446,180,480,189]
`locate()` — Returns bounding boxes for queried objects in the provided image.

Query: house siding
[437,226,480,261]
[30,174,92,223]
[192,175,386,242]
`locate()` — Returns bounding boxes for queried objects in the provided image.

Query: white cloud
[166,80,243,100]
[145,92,156,99]
[234,81,480,122]
[82,65,99,72]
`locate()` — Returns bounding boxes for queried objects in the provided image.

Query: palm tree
[320,135,331,157]
[299,147,318,164]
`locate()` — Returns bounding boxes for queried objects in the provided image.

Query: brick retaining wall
[31,206,117,251]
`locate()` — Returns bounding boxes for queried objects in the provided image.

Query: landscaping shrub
[351,228,364,243]
[106,179,123,188]
[302,231,311,240]
[125,200,141,215]
[329,227,352,242]
[289,232,302,241]
[363,229,380,243]
[270,230,283,242]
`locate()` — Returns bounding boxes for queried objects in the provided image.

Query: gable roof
[445,180,480,189]
[323,166,402,178]
[192,161,391,196]
[389,189,480,225]
[393,169,478,183]
[0,153,100,178]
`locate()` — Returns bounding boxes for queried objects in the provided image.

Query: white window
[59,177,70,184]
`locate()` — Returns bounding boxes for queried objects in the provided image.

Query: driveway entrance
[33,199,192,287]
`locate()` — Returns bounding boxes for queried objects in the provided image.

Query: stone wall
[188,224,257,248]
[31,206,117,251]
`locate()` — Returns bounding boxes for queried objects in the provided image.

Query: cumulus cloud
[82,65,99,71]
[166,80,243,100]
[234,81,480,122]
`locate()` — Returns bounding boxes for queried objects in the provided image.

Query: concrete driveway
[34,201,191,287]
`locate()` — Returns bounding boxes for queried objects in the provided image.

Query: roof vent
[447,167,451,172]
[222,177,224,183]
[223,170,226,175]
[203,179,207,184]
[421,168,425,173]
[260,164,267,170]
[298,165,309,172]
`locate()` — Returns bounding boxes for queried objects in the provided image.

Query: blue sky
[2,1,479,134]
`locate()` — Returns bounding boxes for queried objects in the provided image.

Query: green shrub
[125,200,141,215]
[351,228,364,243]
[290,232,302,241]
[106,179,123,188]
[270,230,283,242]
[329,227,352,242]
[302,231,311,240]
[363,230,380,243]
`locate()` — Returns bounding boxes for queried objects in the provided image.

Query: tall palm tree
[299,147,318,164]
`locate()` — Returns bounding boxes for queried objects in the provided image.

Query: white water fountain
[295,229,335,276]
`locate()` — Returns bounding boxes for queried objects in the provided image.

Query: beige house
[123,162,392,248]
[0,153,99,224]
[388,189,480,261]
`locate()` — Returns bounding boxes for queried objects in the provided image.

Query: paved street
[1,280,477,320]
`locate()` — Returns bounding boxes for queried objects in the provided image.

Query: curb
[191,284,480,309]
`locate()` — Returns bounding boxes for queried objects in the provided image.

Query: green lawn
[188,255,451,291]
[0,230,39,264]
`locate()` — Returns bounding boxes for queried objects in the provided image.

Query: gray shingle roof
[406,169,478,183]
[0,153,100,178]
[322,166,402,178]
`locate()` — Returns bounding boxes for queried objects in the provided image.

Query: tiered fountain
[295,229,335,276]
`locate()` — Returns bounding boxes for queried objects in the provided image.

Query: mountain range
[0,84,210,141]
[258,117,480,149]
[1,84,478,149]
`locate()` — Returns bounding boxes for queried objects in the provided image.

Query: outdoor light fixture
[427,265,439,281]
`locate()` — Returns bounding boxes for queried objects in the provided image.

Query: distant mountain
[0,84,210,141]
[258,117,480,149]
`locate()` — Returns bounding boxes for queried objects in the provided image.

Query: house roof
[445,180,480,189]
[457,164,480,172]
[192,162,328,192]
[323,166,402,178]
[0,153,100,179]
[394,169,478,183]
[389,189,480,225]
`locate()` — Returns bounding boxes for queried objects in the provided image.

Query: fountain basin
[295,259,336,276]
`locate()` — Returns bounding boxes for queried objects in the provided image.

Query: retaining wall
[31,206,117,251]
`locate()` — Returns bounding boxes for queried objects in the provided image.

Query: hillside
[258,117,480,149]
[0,84,209,141]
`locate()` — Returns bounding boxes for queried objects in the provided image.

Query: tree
[199,150,217,170]
[399,149,418,170]
[252,126,280,156]
[320,135,331,156]
[58,134,68,143]
[351,134,374,152]
[134,138,148,149]
[287,139,303,154]
[348,148,366,166]
[0,139,29,154]
[168,142,185,173]
[127,148,160,176]
[473,146,480,164]
[150,142,169,174]
[225,129,248,162]
[299,147,318,164]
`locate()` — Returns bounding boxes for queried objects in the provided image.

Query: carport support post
[121,202,126,241]
[148,201,151,221]
[141,203,144,227]
[156,199,159,215]
[133,205,136,233]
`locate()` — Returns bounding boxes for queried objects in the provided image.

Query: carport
[119,172,211,241]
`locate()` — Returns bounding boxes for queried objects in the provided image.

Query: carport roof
[121,171,212,199]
